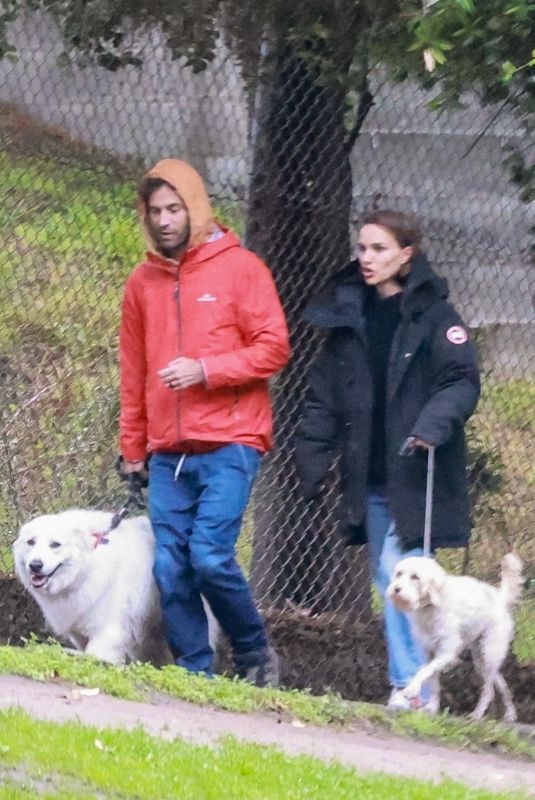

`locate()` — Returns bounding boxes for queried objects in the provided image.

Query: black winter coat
[295,254,480,550]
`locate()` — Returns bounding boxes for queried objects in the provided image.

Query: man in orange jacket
[119,159,290,683]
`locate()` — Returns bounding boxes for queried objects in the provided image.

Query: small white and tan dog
[386,552,523,721]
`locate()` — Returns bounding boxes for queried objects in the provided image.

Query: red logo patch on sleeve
[446,326,468,344]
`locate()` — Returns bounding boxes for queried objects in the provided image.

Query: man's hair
[138,176,178,212]
[361,209,422,253]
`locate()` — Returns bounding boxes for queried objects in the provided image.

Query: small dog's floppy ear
[426,579,443,606]
[424,561,446,606]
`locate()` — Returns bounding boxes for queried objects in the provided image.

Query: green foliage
[462,377,535,612]
[408,0,534,93]
[0,1,412,80]
[0,150,141,532]
[213,201,246,238]
[402,0,535,220]
[485,380,535,432]
[513,597,535,662]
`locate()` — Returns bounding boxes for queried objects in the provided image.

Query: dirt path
[1,674,535,796]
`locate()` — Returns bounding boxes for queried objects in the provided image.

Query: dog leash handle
[423,445,435,558]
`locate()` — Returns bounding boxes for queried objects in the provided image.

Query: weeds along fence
[0,12,534,700]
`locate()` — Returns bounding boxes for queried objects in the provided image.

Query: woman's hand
[399,436,432,456]
[412,437,431,449]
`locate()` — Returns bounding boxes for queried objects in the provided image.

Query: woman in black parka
[295,209,480,711]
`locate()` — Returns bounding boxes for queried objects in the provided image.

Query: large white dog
[14,509,219,666]
[386,553,523,721]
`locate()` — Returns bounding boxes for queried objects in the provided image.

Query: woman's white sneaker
[387,688,436,713]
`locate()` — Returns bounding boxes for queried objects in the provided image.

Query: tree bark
[246,43,372,619]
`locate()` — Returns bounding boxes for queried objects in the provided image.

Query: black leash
[109,471,147,531]
[94,465,148,546]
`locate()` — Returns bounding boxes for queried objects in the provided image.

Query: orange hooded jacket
[119,159,290,460]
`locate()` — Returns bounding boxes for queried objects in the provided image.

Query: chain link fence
[0,10,534,714]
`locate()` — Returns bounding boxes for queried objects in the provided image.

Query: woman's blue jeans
[367,490,427,691]
[148,445,268,674]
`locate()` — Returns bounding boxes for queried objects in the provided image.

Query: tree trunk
[246,44,372,620]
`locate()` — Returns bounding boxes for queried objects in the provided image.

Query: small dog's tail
[499,552,523,608]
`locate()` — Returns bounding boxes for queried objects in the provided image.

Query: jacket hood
[138,159,214,251]
[304,252,449,329]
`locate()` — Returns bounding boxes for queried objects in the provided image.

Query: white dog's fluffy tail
[499,552,523,608]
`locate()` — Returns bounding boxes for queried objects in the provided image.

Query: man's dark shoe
[237,646,280,688]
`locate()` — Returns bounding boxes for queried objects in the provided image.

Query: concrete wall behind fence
[0,11,252,193]
[0,9,533,374]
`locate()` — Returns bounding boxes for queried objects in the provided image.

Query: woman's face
[356,224,413,297]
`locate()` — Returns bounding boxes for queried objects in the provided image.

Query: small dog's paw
[424,696,440,715]
[467,708,484,722]
[402,682,420,700]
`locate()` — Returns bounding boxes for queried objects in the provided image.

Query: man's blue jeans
[149,445,268,674]
[367,490,427,691]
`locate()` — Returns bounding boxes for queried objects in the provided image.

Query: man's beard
[148,219,191,259]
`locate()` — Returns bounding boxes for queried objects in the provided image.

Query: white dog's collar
[91,531,110,548]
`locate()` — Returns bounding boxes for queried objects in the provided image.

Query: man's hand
[121,459,149,482]
[158,357,204,391]
[122,459,144,474]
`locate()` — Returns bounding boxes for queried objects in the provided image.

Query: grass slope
[1,641,535,761]
[0,707,527,800]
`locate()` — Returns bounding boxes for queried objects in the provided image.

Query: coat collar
[303,253,448,330]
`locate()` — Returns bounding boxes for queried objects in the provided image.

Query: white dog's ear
[427,580,443,606]
[425,565,446,606]
[14,523,29,542]
[67,524,96,551]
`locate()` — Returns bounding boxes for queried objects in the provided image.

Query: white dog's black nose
[29,559,44,573]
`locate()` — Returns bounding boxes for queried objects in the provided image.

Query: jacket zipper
[174,277,182,445]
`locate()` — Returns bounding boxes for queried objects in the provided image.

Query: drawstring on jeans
[175,453,186,479]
